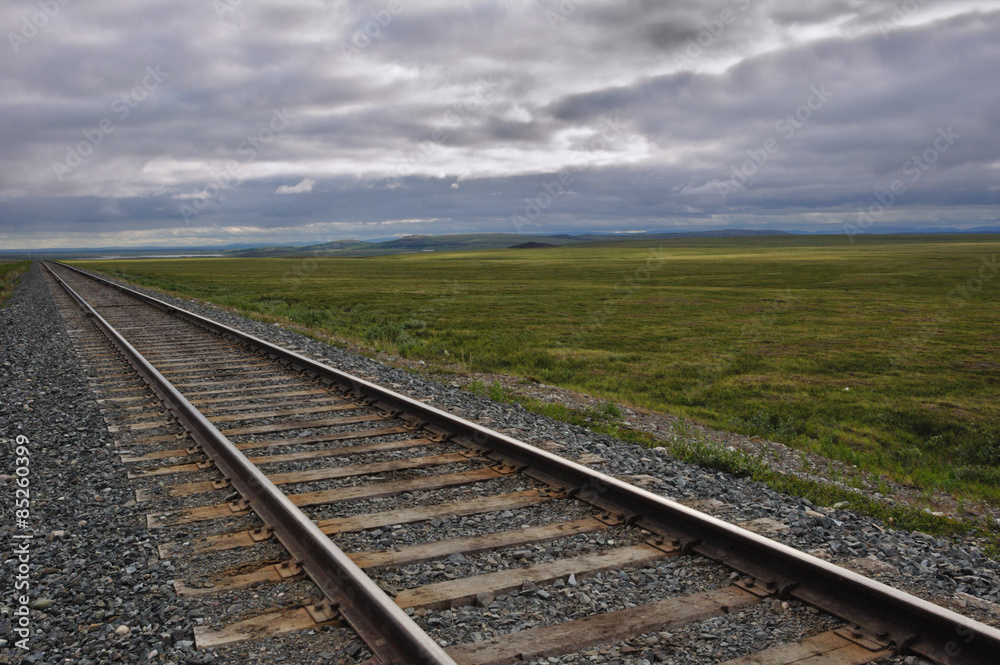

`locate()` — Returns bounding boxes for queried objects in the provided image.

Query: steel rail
[44,262,457,665]
[51,261,1000,665]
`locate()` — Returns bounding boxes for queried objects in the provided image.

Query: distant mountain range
[3,226,998,260]
[847,225,1000,235]
[230,229,791,257]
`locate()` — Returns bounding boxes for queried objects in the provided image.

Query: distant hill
[510,241,556,249]
[238,239,373,256]
[844,225,1000,235]
[6,227,999,259]
[232,233,584,257]
[228,229,791,258]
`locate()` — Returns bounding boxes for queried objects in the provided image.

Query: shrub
[362,318,427,352]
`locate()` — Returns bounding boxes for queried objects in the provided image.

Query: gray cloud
[0,0,998,248]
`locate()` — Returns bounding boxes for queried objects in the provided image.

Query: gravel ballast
[1,264,205,664]
[1,266,369,665]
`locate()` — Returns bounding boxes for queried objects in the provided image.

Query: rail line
[44,260,1000,665]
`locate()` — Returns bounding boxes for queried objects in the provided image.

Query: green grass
[467,380,654,446]
[0,260,31,305]
[667,435,987,543]
[74,234,1000,506]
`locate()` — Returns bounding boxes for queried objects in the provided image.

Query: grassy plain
[0,260,30,305]
[77,235,1000,505]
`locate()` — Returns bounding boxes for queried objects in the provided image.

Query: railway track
[42,260,1000,665]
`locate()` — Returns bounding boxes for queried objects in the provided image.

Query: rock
[115,625,131,636]
[475,591,495,607]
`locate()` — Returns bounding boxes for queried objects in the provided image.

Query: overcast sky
[1,0,998,249]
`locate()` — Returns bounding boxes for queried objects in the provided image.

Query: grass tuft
[667,436,770,479]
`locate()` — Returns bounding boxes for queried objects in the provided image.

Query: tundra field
[76,235,1000,511]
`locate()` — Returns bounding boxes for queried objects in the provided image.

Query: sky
[1,0,999,249]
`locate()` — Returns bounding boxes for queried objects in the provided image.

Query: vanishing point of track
[44,261,1000,665]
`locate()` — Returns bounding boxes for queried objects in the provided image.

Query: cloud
[0,0,998,248]
[275,178,315,195]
